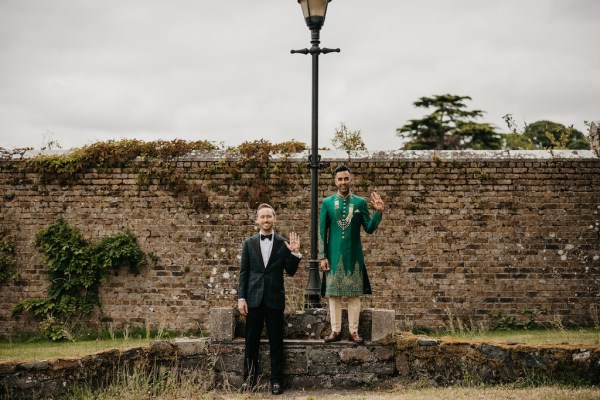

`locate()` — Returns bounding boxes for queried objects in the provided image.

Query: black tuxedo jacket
[238,233,300,309]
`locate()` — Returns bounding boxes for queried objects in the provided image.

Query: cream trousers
[328,296,361,333]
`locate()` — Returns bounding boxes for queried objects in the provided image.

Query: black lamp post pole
[292,24,339,309]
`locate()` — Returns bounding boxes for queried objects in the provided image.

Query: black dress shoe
[271,382,283,395]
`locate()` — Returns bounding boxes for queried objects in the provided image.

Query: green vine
[21,138,307,211]
[12,220,145,341]
[202,139,307,207]
[23,139,217,212]
[138,160,210,212]
[25,139,217,184]
[0,227,23,285]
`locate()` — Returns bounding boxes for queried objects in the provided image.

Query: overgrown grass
[428,328,600,346]
[30,361,600,400]
[54,365,214,400]
[55,382,600,400]
[2,329,598,364]
[0,325,204,362]
[0,337,152,362]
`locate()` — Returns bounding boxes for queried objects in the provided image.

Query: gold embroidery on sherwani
[325,257,363,297]
[334,196,354,230]
[320,192,382,297]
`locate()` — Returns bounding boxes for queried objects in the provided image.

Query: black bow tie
[260,233,273,241]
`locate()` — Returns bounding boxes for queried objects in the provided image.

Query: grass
[0,337,152,362]
[223,387,600,400]
[430,328,600,346]
[53,365,214,400]
[1,329,599,363]
[36,363,600,400]
[54,381,600,400]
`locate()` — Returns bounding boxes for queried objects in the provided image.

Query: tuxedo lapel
[265,235,284,270]
[250,234,265,269]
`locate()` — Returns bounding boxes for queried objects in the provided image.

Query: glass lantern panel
[299,0,310,19]
[307,0,329,18]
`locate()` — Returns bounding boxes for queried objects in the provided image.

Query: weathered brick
[0,152,599,336]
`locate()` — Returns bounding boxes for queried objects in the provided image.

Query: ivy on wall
[24,139,218,184]
[0,227,23,285]
[206,139,307,207]
[12,220,145,341]
[20,138,308,210]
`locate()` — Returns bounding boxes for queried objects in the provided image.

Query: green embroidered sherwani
[319,193,382,297]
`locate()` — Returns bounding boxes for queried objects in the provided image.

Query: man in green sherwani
[319,165,385,344]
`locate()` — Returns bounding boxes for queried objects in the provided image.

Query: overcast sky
[1,0,598,151]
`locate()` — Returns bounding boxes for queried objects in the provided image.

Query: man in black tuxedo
[237,203,301,395]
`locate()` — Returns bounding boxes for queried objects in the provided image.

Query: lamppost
[292,0,339,308]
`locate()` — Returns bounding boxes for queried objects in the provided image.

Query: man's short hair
[257,203,276,216]
[334,165,351,175]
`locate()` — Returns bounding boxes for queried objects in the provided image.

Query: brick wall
[1,150,599,336]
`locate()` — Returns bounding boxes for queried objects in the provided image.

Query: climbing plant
[20,138,309,212]
[22,139,218,212]
[0,227,23,285]
[25,139,218,184]
[12,220,145,341]
[205,139,307,207]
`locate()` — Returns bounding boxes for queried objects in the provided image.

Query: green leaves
[0,228,17,284]
[95,230,145,275]
[13,220,145,341]
[331,122,367,158]
[503,118,591,150]
[397,94,503,150]
[25,139,219,185]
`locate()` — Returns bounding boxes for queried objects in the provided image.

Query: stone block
[395,353,410,375]
[339,347,376,364]
[0,363,16,374]
[369,309,396,342]
[479,343,509,361]
[172,337,209,356]
[50,358,81,370]
[209,307,235,342]
[417,338,439,346]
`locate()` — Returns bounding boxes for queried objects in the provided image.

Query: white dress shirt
[260,231,274,267]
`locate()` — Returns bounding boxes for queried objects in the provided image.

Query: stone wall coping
[2,334,598,370]
[4,148,598,162]
[2,332,599,399]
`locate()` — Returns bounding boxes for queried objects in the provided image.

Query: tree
[523,120,589,150]
[397,94,502,150]
[503,116,590,150]
[331,122,367,158]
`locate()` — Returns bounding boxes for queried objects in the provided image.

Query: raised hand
[370,192,385,212]
[286,231,301,253]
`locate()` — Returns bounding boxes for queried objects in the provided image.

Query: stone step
[209,307,396,342]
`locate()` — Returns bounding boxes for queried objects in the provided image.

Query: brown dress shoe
[324,331,341,343]
[349,332,364,344]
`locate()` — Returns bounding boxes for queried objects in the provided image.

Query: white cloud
[0,0,598,150]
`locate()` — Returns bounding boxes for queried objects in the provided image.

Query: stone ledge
[2,333,599,399]
[8,147,599,162]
